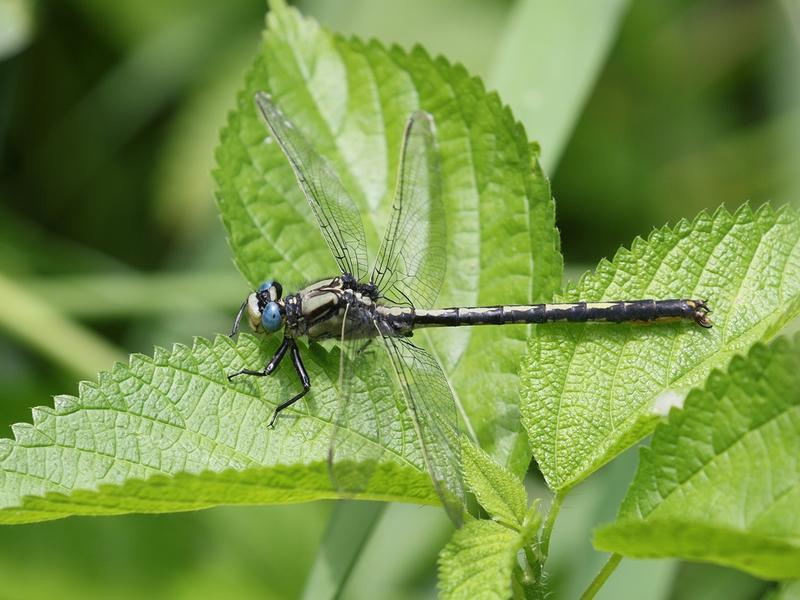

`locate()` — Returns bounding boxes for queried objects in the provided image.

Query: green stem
[22,271,244,318]
[532,490,566,596]
[0,271,124,376]
[522,545,538,586]
[580,553,622,600]
[301,501,386,600]
[539,490,564,560]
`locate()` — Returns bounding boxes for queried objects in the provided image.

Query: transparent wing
[371,111,445,308]
[328,305,424,497]
[328,309,464,525]
[381,335,464,525]
[255,92,369,280]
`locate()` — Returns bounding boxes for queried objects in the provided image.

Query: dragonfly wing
[328,306,423,496]
[255,92,369,280]
[371,111,445,308]
[378,333,464,526]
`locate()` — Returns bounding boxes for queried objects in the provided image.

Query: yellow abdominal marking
[583,302,618,310]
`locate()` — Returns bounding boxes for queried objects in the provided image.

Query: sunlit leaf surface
[438,520,520,600]
[595,337,800,580]
[461,439,527,529]
[215,0,561,472]
[438,445,540,600]
[0,334,438,524]
[522,205,800,490]
[0,0,559,524]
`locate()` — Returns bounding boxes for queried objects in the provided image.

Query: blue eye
[261,301,283,333]
[258,280,273,292]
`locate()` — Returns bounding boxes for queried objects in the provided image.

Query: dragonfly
[228,91,712,525]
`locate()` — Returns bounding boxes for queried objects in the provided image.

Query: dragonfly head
[240,279,285,335]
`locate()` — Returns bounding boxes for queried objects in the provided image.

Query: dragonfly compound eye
[261,301,283,333]
[258,280,283,301]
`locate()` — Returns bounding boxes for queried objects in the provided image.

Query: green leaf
[521,204,800,491]
[0,0,560,525]
[214,0,562,473]
[462,439,527,528]
[488,0,630,172]
[0,0,33,59]
[520,501,542,547]
[770,579,800,600]
[438,520,522,600]
[0,335,437,525]
[595,337,800,580]
[439,444,542,600]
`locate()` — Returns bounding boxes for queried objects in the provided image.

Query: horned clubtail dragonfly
[228,92,712,524]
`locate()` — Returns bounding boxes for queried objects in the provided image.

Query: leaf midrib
[553,210,799,486]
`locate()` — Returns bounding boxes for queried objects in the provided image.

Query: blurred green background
[0,0,797,598]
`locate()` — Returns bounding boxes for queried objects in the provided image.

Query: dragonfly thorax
[276,275,404,342]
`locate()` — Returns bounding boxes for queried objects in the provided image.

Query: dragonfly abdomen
[409,299,711,329]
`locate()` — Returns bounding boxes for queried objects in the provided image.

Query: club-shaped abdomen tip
[691,300,713,328]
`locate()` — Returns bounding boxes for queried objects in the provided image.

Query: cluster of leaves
[439,441,542,598]
[2,0,553,522]
[441,203,800,595]
[442,333,800,597]
[1,1,799,598]
[595,337,800,581]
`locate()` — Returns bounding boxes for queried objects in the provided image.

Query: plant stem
[0,271,124,376]
[522,545,538,585]
[539,490,564,559]
[580,553,622,600]
[531,490,566,596]
[23,271,244,318]
[301,501,386,600]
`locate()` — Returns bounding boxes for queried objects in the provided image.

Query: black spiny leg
[227,336,291,380]
[267,341,311,428]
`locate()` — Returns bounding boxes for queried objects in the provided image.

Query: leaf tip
[30,405,55,423]
[10,422,39,447]
[53,394,80,415]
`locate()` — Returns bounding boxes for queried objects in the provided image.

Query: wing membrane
[379,334,464,525]
[255,92,369,280]
[328,305,423,495]
[371,111,445,308]
[328,307,464,524]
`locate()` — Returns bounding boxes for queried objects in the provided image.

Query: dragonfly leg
[227,336,291,380]
[229,299,248,337]
[267,341,311,428]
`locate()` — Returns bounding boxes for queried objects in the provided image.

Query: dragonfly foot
[227,368,266,381]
